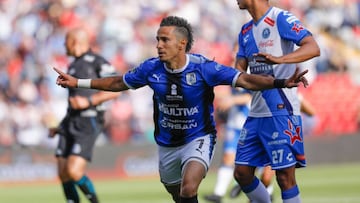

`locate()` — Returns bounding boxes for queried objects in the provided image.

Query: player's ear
[179,39,187,51]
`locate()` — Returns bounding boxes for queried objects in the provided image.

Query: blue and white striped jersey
[237,7,312,117]
[123,54,241,147]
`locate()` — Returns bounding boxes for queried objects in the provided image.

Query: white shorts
[158,134,216,185]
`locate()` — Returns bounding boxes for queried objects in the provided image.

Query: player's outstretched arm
[53,67,129,92]
[235,67,308,90]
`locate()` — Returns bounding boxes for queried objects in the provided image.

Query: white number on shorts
[272,149,284,164]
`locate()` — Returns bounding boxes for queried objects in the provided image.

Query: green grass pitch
[0,163,359,203]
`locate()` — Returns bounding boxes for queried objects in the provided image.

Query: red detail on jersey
[264,17,275,26]
[242,24,253,35]
[296,154,306,161]
[284,119,303,145]
[259,40,274,48]
[291,23,304,34]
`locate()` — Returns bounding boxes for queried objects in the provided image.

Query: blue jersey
[123,54,241,147]
[237,7,312,117]
[223,88,251,153]
[226,88,251,130]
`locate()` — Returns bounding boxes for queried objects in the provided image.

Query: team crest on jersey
[186,73,196,85]
[262,28,271,39]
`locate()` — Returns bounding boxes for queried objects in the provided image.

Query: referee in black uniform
[49,28,120,203]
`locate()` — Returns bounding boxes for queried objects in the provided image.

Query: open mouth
[158,52,165,57]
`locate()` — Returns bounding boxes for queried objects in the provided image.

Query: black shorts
[55,115,103,161]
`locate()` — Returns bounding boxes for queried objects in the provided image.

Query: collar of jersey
[164,54,189,74]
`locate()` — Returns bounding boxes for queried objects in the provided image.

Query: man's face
[156,26,183,63]
[64,34,75,56]
[236,0,248,9]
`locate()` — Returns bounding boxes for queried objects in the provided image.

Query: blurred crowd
[0,0,359,148]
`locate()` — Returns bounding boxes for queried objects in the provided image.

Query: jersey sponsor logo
[272,132,279,139]
[283,11,299,24]
[242,24,253,35]
[158,103,199,116]
[268,131,288,146]
[291,22,304,34]
[186,72,196,85]
[152,73,162,82]
[160,118,198,130]
[264,17,275,26]
[170,84,177,95]
[166,84,183,101]
[283,119,303,145]
[248,63,273,75]
[83,54,95,62]
[243,34,250,44]
[258,39,274,48]
[286,153,294,162]
[262,27,271,39]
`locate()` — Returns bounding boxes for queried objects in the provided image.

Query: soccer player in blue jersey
[54,16,308,203]
[233,0,320,203]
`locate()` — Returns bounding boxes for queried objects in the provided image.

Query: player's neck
[249,4,271,23]
[166,53,187,70]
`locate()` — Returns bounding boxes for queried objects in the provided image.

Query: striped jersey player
[233,2,320,203]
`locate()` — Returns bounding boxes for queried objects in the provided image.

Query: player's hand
[48,127,59,138]
[69,96,91,110]
[253,53,278,64]
[285,67,309,88]
[54,67,78,88]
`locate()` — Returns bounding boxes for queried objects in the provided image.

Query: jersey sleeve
[236,23,249,59]
[123,61,151,89]
[201,61,240,87]
[277,10,312,45]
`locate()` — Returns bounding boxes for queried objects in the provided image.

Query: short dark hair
[160,16,194,52]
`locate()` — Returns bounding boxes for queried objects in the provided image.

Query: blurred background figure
[204,86,251,203]
[49,27,120,203]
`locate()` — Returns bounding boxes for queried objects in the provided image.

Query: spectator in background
[49,27,120,203]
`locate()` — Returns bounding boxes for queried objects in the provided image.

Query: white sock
[245,178,271,203]
[213,166,234,196]
[266,183,274,195]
